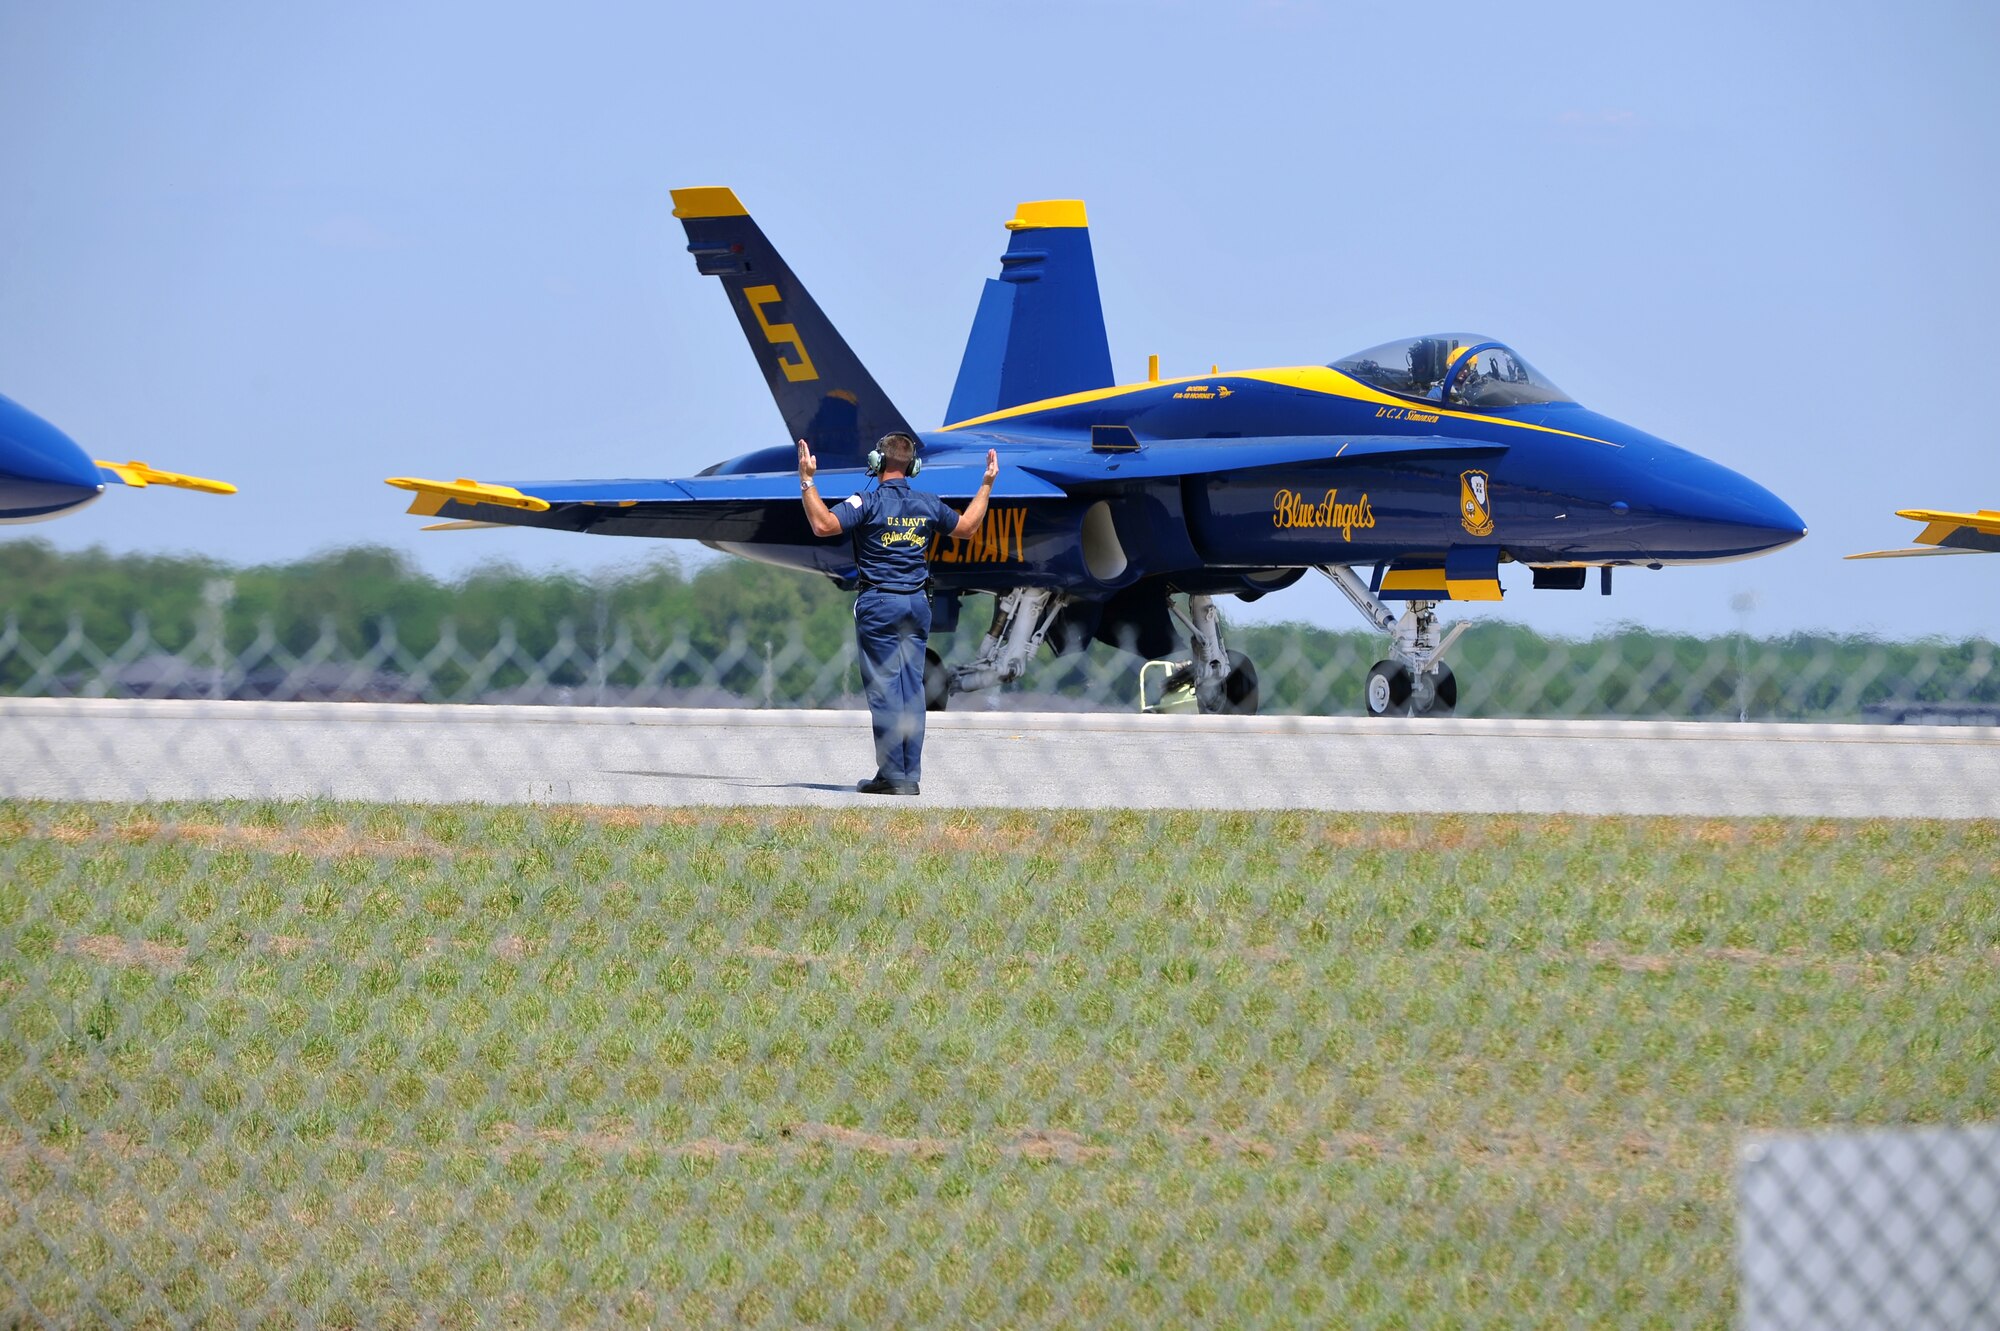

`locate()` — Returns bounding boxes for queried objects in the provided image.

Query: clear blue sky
[4,0,1996,639]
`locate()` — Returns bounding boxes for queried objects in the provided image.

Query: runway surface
[3,698,1996,816]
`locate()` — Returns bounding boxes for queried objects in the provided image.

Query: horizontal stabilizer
[95,460,236,494]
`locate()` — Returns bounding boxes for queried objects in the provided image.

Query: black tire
[1364,660,1414,717]
[1194,650,1259,715]
[1414,663,1458,718]
[1219,650,1259,715]
[923,648,951,712]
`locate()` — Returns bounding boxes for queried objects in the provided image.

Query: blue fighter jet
[389,189,1806,717]
[2,391,235,524]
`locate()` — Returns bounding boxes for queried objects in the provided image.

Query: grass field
[2,805,1995,1328]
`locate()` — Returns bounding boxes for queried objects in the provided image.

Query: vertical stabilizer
[944,200,1115,425]
[671,187,914,467]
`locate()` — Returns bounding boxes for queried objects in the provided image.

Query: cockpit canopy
[1331,334,1571,408]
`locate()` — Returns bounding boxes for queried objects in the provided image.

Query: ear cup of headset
[867,434,919,477]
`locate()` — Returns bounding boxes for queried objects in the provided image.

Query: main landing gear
[1160,592,1259,715]
[1318,565,1467,718]
[928,588,1260,716]
[928,587,1067,712]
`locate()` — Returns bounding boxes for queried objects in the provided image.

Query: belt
[857,579,926,595]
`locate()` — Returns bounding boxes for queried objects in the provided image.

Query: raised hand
[983,449,999,485]
[796,438,817,482]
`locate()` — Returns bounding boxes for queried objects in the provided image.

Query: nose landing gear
[1320,565,1466,718]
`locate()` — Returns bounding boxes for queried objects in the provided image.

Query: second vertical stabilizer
[944,200,1115,425]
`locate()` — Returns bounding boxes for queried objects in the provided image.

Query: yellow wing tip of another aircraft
[1844,547,1983,559]
[1894,507,2000,531]
[670,186,748,219]
[384,476,551,512]
[1005,199,1089,231]
[96,460,237,494]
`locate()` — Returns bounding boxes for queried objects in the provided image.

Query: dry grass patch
[1006,1128,1117,1163]
[780,1122,952,1158]
[63,935,185,971]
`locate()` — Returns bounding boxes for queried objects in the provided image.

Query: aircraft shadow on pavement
[606,770,853,794]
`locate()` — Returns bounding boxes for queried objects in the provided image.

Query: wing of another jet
[1845,506,2000,559]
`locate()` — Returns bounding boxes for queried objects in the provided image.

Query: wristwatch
[801,477,816,491]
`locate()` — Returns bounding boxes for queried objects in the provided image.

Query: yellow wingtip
[384,476,551,513]
[1005,199,1089,231]
[670,186,748,219]
[96,460,236,494]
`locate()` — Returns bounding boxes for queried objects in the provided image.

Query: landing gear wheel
[1412,663,1457,718]
[923,648,950,712]
[1364,661,1414,717]
[1208,649,1259,716]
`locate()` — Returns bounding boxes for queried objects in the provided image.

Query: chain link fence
[2,597,1996,1326]
[6,610,2000,721]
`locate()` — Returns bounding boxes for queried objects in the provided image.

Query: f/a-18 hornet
[1,391,234,524]
[389,189,1806,717]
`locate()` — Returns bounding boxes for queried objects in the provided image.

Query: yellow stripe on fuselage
[939,365,1621,447]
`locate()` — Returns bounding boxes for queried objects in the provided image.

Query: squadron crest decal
[1460,470,1494,537]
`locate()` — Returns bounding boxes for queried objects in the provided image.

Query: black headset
[865,432,922,477]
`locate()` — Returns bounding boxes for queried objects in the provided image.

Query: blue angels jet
[2,391,235,524]
[388,188,1806,717]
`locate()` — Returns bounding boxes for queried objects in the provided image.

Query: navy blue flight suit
[834,479,959,789]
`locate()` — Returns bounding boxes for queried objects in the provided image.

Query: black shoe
[856,776,920,796]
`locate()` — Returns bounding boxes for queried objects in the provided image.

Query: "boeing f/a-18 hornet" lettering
[388,189,1806,717]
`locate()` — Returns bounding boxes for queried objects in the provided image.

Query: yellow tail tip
[670,186,748,219]
[1005,199,1089,231]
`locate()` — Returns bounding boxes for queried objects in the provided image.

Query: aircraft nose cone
[0,392,108,519]
[0,477,103,519]
[1707,478,1806,555]
[1642,454,1806,559]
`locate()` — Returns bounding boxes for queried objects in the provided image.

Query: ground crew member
[797,433,997,795]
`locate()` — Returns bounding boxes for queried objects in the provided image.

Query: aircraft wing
[385,462,1066,541]
[1003,434,1508,488]
[96,460,237,494]
[1844,506,2000,559]
[389,437,1507,538]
